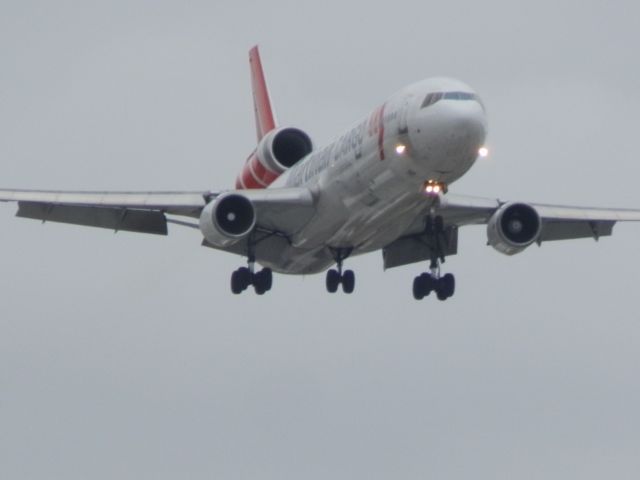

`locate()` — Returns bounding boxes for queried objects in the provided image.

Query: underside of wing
[0,187,317,247]
[0,189,208,235]
[383,193,640,269]
[199,188,317,258]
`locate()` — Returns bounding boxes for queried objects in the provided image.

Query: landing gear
[230,257,273,295]
[326,269,340,293]
[413,272,455,300]
[412,215,456,301]
[326,248,355,294]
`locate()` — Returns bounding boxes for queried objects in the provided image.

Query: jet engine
[487,202,541,255]
[199,193,256,247]
[236,127,313,189]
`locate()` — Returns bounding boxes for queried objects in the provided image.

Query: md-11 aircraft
[2,46,640,300]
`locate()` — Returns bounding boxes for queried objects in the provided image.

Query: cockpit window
[421,91,484,109]
[421,92,443,108]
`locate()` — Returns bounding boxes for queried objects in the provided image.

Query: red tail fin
[249,45,276,140]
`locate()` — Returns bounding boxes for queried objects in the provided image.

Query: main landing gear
[230,257,273,295]
[412,215,456,301]
[412,271,455,301]
[326,248,355,294]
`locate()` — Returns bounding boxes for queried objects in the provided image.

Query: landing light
[424,180,447,196]
[395,144,407,155]
[478,146,489,158]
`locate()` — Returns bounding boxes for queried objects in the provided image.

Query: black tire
[326,269,340,293]
[342,270,355,294]
[231,270,243,294]
[420,273,433,296]
[441,273,455,298]
[261,268,273,291]
[436,289,448,301]
[412,276,425,300]
[238,267,251,291]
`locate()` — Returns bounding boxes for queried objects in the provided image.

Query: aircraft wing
[439,194,640,241]
[0,187,315,237]
[383,193,640,269]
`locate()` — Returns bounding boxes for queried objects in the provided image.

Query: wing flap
[539,219,614,242]
[17,202,168,235]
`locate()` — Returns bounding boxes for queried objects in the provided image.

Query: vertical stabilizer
[249,45,277,141]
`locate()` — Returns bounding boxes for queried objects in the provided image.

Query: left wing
[383,193,640,269]
[0,187,316,238]
[0,189,208,235]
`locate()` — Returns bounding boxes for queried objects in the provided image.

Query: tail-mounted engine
[487,202,541,255]
[199,193,256,248]
[236,127,313,189]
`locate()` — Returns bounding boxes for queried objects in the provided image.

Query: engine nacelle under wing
[236,127,313,189]
[199,193,256,248]
[487,202,541,255]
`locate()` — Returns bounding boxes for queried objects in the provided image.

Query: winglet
[249,45,277,141]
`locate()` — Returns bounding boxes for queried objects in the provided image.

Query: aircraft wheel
[253,268,273,293]
[261,268,273,291]
[231,270,244,294]
[342,270,355,294]
[441,273,455,298]
[435,274,455,301]
[253,271,264,294]
[412,276,425,300]
[326,269,340,293]
[237,267,251,289]
[421,273,434,296]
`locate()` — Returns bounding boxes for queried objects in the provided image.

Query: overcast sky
[1,1,640,479]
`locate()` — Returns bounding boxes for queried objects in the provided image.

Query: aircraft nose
[410,97,487,161]
[439,100,487,144]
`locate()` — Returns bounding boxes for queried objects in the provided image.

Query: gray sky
[1,1,640,479]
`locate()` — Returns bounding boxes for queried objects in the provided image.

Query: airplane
[2,45,640,301]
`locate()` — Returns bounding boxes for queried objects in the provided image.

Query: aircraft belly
[283,174,429,273]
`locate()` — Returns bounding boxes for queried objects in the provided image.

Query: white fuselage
[262,78,487,274]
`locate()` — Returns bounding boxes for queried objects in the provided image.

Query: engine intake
[272,127,313,168]
[199,193,256,247]
[487,202,541,255]
[236,127,313,189]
